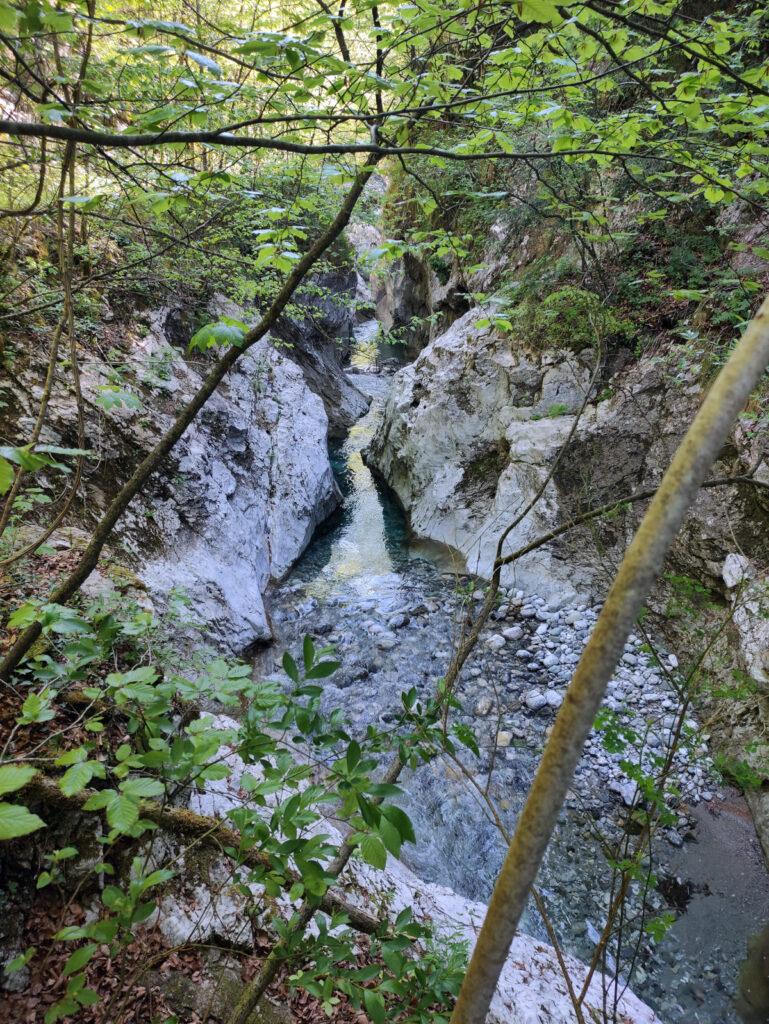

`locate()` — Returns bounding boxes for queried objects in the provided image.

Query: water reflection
[301,373,410,598]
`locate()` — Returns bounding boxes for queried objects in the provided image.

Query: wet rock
[388,613,409,629]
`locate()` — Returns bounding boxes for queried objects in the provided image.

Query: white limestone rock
[722,553,769,690]
[367,308,596,604]
[90,305,341,652]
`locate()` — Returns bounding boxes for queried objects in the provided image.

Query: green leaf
[305,660,340,679]
[452,722,480,757]
[381,805,416,845]
[76,987,100,1007]
[0,456,13,495]
[303,634,315,670]
[120,777,164,799]
[378,816,402,857]
[359,833,387,869]
[17,688,55,725]
[0,444,48,471]
[8,603,36,629]
[55,747,88,767]
[131,900,157,924]
[363,987,386,1024]
[346,740,361,772]
[282,651,300,683]
[0,3,19,34]
[3,946,36,974]
[62,944,97,978]
[0,764,37,796]
[54,926,88,941]
[517,0,561,24]
[185,50,222,75]
[61,194,103,212]
[188,321,246,352]
[60,763,94,797]
[0,803,45,840]
[45,995,78,1024]
[106,795,139,832]
[82,789,115,812]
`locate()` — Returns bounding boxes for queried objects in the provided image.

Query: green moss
[516,285,634,354]
[547,402,569,417]
[459,439,510,500]
[105,563,147,590]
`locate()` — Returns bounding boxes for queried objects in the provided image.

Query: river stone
[610,780,640,807]
[502,625,524,642]
[525,690,548,711]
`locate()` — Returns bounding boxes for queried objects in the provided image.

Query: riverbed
[258,357,769,1024]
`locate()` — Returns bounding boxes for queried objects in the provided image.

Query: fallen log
[21,775,382,935]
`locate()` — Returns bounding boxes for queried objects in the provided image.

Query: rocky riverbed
[259,365,769,1024]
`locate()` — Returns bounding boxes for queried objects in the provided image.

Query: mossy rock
[517,286,633,354]
[147,953,291,1023]
[104,562,147,590]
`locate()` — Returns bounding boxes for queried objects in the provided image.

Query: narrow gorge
[1,6,769,1024]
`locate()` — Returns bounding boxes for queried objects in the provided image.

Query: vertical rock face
[273,268,370,436]
[374,252,471,359]
[722,554,769,691]
[368,305,769,609]
[125,307,341,652]
[7,280,363,653]
[367,307,597,602]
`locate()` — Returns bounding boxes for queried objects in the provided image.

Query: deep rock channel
[257,347,769,1024]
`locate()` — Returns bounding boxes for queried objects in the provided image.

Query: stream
[258,328,769,1024]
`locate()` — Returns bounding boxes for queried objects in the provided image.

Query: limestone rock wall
[134,306,340,651]
[368,306,769,617]
[7,295,350,653]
